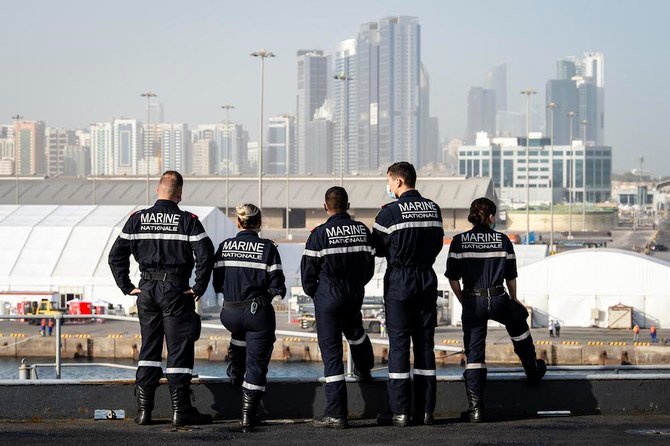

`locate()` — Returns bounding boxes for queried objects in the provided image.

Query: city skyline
[0,0,667,174]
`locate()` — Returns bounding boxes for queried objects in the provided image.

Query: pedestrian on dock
[554,320,561,338]
[109,171,215,427]
[213,203,286,428]
[548,320,555,338]
[633,324,640,342]
[301,187,375,429]
[650,324,658,343]
[446,197,546,423]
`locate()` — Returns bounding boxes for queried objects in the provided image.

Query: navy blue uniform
[212,229,286,395]
[108,199,214,389]
[446,224,539,396]
[371,190,444,416]
[301,213,375,418]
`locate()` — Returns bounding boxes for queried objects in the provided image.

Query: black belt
[141,271,187,282]
[464,286,506,298]
[223,297,267,309]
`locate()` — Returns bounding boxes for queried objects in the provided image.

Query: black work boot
[170,386,213,426]
[134,385,155,425]
[241,389,262,428]
[313,416,348,429]
[525,359,547,385]
[226,346,245,387]
[461,389,484,423]
[353,368,372,382]
[376,411,411,427]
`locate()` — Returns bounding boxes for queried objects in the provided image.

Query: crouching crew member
[213,204,286,428]
[108,171,214,426]
[301,187,375,429]
[446,197,546,423]
[372,162,444,427]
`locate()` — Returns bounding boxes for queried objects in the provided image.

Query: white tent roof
[0,205,237,309]
[517,248,670,328]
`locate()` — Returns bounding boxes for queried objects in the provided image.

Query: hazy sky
[1,0,668,174]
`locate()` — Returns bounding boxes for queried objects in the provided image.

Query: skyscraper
[15,120,46,175]
[334,39,358,174]
[296,50,329,174]
[191,140,214,175]
[307,100,334,175]
[486,63,507,112]
[113,119,140,175]
[46,128,76,177]
[90,122,113,175]
[267,115,296,175]
[546,79,579,144]
[356,22,380,172]
[156,123,189,173]
[467,87,496,143]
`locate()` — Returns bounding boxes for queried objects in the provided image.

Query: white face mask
[386,184,396,199]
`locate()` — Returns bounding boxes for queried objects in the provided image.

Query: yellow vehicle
[36,299,64,316]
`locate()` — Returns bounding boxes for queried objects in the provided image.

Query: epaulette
[270,241,278,247]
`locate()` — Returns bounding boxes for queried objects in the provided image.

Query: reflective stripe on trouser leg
[344,322,374,376]
[509,325,538,373]
[163,311,196,389]
[315,297,348,418]
[463,321,488,395]
[386,296,412,415]
[136,292,165,388]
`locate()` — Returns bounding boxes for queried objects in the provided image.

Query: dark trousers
[384,267,438,416]
[220,301,276,395]
[136,280,201,389]
[461,293,537,395]
[314,284,374,418]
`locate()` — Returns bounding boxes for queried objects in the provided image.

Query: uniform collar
[326,212,351,222]
[154,199,179,209]
[237,229,260,238]
[398,189,421,199]
[472,223,493,232]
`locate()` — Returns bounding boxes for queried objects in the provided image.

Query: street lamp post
[251,49,275,210]
[141,92,157,206]
[221,105,235,221]
[521,89,537,245]
[567,111,576,239]
[547,102,558,252]
[11,114,23,205]
[333,73,351,186]
[580,119,588,231]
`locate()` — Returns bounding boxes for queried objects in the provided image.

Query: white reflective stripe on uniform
[413,368,436,376]
[214,260,225,268]
[449,252,508,259]
[230,339,247,347]
[325,374,346,383]
[189,232,209,242]
[303,246,375,258]
[465,362,487,370]
[384,221,443,234]
[137,360,162,368]
[242,381,266,392]
[388,372,411,379]
[507,254,516,259]
[511,330,531,342]
[373,222,392,234]
[120,232,190,241]
[219,260,267,270]
[165,367,192,374]
[267,264,283,272]
[348,332,368,346]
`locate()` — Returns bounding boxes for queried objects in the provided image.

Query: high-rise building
[296,50,329,174]
[557,58,577,80]
[486,63,507,112]
[467,87,496,143]
[90,122,113,175]
[355,16,422,170]
[194,123,248,175]
[247,141,259,173]
[191,139,214,175]
[155,123,189,174]
[46,128,76,177]
[15,120,46,175]
[267,115,296,175]
[546,79,579,145]
[0,137,15,162]
[63,145,91,177]
[334,39,358,174]
[113,119,140,175]
[496,111,525,138]
[146,102,165,124]
[306,100,334,175]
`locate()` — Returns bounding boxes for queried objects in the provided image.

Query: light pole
[547,102,558,252]
[221,105,235,220]
[11,114,23,205]
[251,49,275,210]
[141,92,157,205]
[334,73,351,186]
[567,111,576,239]
[580,119,588,231]
[521,89,537,244]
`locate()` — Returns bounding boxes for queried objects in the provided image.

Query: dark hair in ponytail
[468,197,497,226]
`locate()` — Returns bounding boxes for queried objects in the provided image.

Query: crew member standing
[212,204,286,428]
[301,187,375,429]
[372,162,444,427]
[109,171,214,426]
[446,197,546,423]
